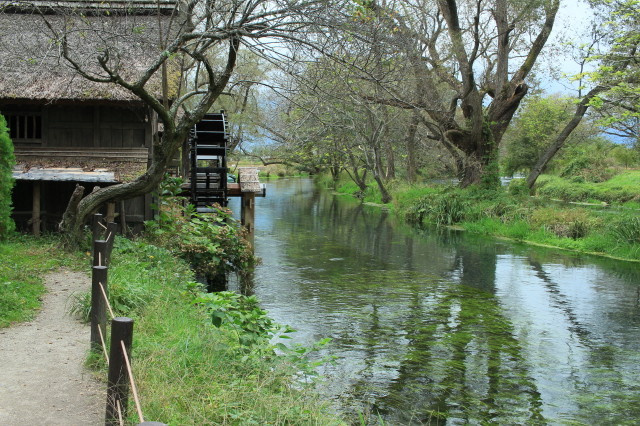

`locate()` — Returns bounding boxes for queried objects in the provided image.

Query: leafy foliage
[193,291,294,347]
[584,0,640,143]
[555,138,618,182]
[144,175,257,278]
[0,113,15,240]
[501,96,578,176]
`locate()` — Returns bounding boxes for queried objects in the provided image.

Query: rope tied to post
[120,339,145,423]
[99,281,115,320]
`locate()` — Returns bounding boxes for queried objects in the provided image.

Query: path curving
[0,269,104,425]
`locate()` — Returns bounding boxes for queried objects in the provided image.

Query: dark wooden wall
[5,101,156,228]
[2,103,152,148]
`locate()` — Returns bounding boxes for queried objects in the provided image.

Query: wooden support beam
[106,202,116,223]
[32,182,41,236]
[120,201,128,237]
[241,192,255,249]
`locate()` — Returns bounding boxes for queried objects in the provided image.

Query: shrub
[145,175,257,278]
[192,291,292,347]
[0,114,15,239]
[414,188,470,226]
[529,207,598,239]
[507,178,530,197]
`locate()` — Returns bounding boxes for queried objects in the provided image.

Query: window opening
[7,113,42,142]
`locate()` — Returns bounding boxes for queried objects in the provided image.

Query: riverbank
[0,268,103,425]
[0,235,343,424]
[319,171,640,263]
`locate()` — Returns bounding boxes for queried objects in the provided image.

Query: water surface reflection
[230,179,640,424]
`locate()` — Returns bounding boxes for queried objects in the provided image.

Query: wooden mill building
[0,0,179,233]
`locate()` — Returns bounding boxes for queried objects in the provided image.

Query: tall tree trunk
[58,128,188,247]
[406,113,419,183]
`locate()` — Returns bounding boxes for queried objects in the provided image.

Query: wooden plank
[32,182,41,236]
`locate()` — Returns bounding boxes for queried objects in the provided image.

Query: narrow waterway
[230,178,640,425]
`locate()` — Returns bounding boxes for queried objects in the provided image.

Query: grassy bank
[320,171,640,262]
[535,172,640,207]
[1,235,342,423]
[0,235,87,327]
[85,238,342,425]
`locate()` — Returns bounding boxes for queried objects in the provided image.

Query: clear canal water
[229,178,640,425]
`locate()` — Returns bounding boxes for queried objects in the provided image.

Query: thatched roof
[0,1,182,102]
[3,0,178,15]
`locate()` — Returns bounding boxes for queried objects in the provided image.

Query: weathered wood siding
[47,105,150,148]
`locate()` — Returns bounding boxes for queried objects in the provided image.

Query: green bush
[193,291,295,347]
[406,188,470,226]
[507,178,530,197]
[145,176,256,277]
[529,207,599,239]
[0,114,15,239]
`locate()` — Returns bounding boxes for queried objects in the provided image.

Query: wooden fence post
[32,182,41,236]
[105,222,118,260]
[106,201,116,223]
[93,240,108,268]
[92,213,104,242]
[106,317,134,426]
[90,266,108,352]
[240,192,256,249]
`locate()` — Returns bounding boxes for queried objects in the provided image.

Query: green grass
[78,237,343,425]
[0,234,88,327]
[317,171,640,262]
[536,170,640,205]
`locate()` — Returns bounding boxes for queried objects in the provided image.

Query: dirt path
[0,269,104,425]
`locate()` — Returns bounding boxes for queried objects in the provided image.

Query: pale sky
[539,0,596,94]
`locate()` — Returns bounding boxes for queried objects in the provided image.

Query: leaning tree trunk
[58,128,187,248]
[526,86,605,189]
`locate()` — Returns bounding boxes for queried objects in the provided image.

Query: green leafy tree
[0,113,15,239]
[503,95,603,177]
[337,0,561,188]
[586,0,639,139]
[502,96,573,176]
[526,0,638,189]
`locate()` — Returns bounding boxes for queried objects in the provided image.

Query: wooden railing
[90,214,164,426]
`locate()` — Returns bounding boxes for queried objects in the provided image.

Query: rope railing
[120,339,145,423]
[116,400,124,426]
[99,281,115,320]
[90,213,164,426]
[97,321,110,366]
